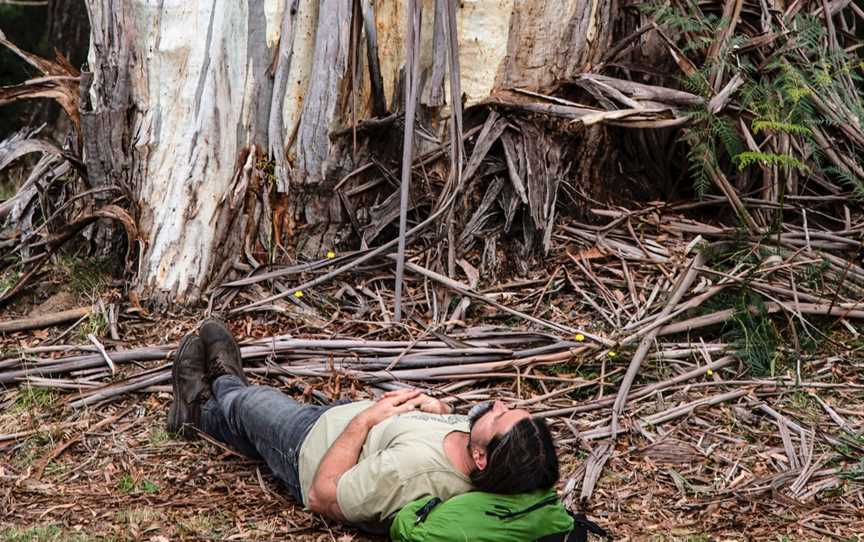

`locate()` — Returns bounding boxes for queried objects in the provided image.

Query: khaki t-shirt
[297,400,473,524]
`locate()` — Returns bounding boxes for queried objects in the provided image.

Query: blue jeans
[201,375,330,503]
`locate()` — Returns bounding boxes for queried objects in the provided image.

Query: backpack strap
[534,512,609,542]
[413,497,442,524]
[486,495,560,520]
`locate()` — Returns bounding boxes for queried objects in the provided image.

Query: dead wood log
[0,307,91,334]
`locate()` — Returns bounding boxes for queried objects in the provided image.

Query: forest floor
[2,208,864,542]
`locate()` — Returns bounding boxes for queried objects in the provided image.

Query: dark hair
[469,416,559,493]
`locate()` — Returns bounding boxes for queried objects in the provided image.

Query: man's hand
[380,388,452,415]
[358,389,427,427]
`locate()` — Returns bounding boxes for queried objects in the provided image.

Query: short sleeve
[336,449,405,523]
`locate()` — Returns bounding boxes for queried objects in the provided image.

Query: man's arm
[306,389,425,521]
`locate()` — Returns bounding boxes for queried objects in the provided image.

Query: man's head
[466,400,559,493]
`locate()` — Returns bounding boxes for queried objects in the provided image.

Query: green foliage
[13,386,56,412]
[0,182,16,200]
[138,479,160,494]
[78,310,108,340]
[734,151,810,173]
[147,426,170,446]
[720,289,780,376]
[12,432,54,469]
[835,432,864,462]
[0,526,108,542]
[751,120,812,136]
[0,268,21,298]
[638,3,720,49]
[839,458,864,482]
[176,511,230,538]
[61,256,112,297]
[0,526,63,542]
[116,474,135,493]
[256,157,277,185]
[685,137,715,199]
[680,98,746,199]
[644,1,864,199]
[826,165,864,199]
[116,474,160,495]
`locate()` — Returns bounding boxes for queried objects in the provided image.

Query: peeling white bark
[82,0,613,305]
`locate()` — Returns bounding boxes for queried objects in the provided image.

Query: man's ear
[471,445,488,471]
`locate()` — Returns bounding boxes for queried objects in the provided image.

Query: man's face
[467,400,530,449]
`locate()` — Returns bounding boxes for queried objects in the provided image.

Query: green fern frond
[825,165,864,199]
[752,119,812,136]
[681,69,713,99]
[686,136,716,199]
[710,115,745,158]
[792,14,827,54]
[734,151,810,173]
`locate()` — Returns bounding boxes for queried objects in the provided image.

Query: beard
[467,400,494,431]
[466,401,494,472]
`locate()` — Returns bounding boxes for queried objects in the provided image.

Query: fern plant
[645,1,864,199]
[734,151,810,173]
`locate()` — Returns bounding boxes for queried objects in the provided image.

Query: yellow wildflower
[574,334,585,342]
[293,290,304,298]
[326,250,336,259]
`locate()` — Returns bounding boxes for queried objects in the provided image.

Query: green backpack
[389,489,608,542]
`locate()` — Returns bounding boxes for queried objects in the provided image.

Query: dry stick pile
[3,200,864,537]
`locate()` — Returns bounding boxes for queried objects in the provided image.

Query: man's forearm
[306,414,371,521]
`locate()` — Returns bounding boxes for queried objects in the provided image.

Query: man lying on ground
[167,319,559,529]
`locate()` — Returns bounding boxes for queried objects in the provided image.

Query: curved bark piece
[294,0,352,184]
[268,0,301,192]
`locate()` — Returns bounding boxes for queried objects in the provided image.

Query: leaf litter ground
[2,205,864,541]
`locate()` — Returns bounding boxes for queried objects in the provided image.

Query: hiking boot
[199,318,249,386]
[167,333,208,438]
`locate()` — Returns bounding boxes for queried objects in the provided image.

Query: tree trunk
[80,0,621,306]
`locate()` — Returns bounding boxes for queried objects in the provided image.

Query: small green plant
[800,259,831,292]
[60,256,112,297]
[751,119,812,136]
[12,432,54,469]
[116,474,135,493]
[78,310,108,340]
[147,426,170,446]
[835,432,864,462]
[116,474,160,495]
[840,458,864,482]
[139,479,160,494]
[13,386,56,412]
[723,291,780,376]
[41,461,67,478]
[0,268,21,298]
[0,525,108,542]
[0,525,63,542]
[177,511,229,538]
[0,182,16,201]
[115,507,159,525]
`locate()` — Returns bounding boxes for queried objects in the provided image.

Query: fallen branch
[0,307,91,334]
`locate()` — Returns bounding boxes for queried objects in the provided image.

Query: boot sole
[167,333,200,438]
